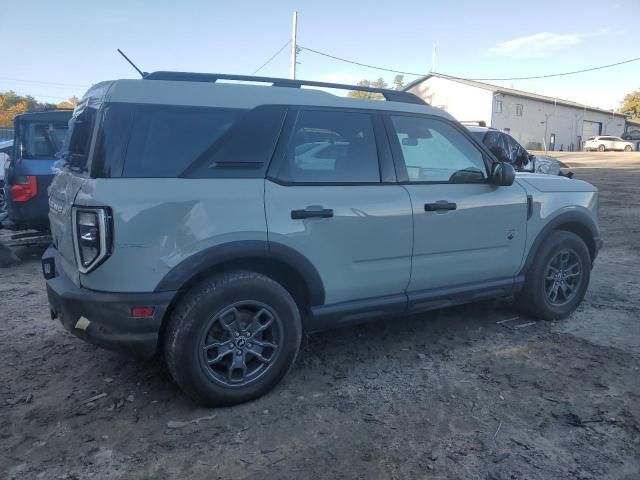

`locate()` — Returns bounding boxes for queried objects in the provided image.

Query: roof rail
[143,71,427,105]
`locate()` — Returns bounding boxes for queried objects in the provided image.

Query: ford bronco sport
[43,72,601,406]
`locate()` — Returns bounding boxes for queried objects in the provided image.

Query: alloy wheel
[199,301,282,388]
[544,248,583,306]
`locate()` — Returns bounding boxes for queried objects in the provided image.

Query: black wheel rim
[544,248,582,306]
[199,301,282,388]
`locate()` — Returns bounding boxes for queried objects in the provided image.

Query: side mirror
[490,162,516,186]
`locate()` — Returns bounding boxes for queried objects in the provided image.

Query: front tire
[516,231,591,320]
[164,271,302,407]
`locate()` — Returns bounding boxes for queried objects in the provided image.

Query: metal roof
[404,73,620,117]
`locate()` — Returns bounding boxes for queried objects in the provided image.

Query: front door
[265,108,413,306]
[385,114,528,298]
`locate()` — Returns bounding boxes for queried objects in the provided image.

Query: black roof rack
[143,71,427,105]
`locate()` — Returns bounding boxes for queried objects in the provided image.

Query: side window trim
[383,113,493,185]
[267,106,385,186]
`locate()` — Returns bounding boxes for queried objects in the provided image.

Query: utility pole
[290,11,298,80]
[431,44,437,73]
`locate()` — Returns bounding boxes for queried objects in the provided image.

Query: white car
[584,136,634,152]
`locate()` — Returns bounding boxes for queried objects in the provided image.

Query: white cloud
[488,32,583,58]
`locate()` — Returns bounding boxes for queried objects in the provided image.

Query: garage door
[583,120,601,138]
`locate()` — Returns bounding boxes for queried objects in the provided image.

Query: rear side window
[122,105,244,177]
[272,109,380,183]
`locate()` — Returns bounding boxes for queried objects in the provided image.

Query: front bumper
[43,247,175,358]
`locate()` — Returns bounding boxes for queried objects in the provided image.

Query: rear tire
[164,271,302,407]
[516,231,591,320]
[598,144,606,152]
[624,145,632,152]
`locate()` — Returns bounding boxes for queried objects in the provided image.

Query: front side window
[274,109,380,183]
[390,116,487,183]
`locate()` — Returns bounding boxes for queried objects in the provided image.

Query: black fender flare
[154,240,325,306]
[520,210,601,276]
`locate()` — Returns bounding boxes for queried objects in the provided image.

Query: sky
[1,0,638,110]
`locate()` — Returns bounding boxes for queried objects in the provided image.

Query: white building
[405,73,626,151]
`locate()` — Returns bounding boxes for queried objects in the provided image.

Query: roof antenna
[117,48,146,78]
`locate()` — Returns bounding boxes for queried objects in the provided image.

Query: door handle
[424,200,457,212]
[291,207,334,219]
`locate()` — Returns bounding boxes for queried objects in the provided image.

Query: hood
[516,173,596,193]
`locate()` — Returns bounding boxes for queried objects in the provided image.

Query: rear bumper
[43,247,175,358]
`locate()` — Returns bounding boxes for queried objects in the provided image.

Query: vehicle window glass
[122,105,244,177]
[276,109,380,183]
[20,122,68,159]
[469,131,486,143]
[92,104,134,177]
[391,116,486,183]
[60,107,98,169]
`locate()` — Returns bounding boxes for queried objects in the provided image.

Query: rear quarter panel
[74,178,267,292]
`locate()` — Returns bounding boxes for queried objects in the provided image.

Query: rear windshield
[19,121,68,159]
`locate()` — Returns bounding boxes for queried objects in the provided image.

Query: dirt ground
[1,152,639,480]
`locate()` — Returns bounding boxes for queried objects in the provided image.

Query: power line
[469,56,640,81]
[252,40,291,75]
[0,77,87,88]
[299,45,424,76]
[298,45,640,81]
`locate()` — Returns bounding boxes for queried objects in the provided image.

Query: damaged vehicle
[43,73,600,407]
[467,126,569,176]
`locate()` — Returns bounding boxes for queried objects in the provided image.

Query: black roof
[14,110,73,123]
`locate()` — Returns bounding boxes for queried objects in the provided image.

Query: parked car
[466,126,569,175]
[583,136,634,152]
[43,73,601,407]
[2,110,71,231]
[0,139,12,219]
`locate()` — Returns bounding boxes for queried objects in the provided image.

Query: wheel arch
[521,211,600,277]
[155,239,325,312]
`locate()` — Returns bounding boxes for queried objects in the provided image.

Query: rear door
[265,107,413,307]
[385,114,528,303]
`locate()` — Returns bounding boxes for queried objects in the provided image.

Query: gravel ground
[1,152,639,480]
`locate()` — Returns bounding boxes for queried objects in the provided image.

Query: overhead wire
[252,40,291,75]
[298,45,640,82]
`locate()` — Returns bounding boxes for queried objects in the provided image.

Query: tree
[0,91,79,128]
[347,77,388,100]
[0,91,38,127]
[393,74,405,91]
[620,90,640,121]
[57,96,79,110]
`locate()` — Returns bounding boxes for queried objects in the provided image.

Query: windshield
[470,131,486,143]
[19,121,68,159]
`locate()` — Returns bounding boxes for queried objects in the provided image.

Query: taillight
[10,176,38,202]
[73,207,111,273]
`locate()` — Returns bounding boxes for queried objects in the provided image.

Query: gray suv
[43,72,601,406]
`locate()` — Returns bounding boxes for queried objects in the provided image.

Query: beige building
[405,73,626,151]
